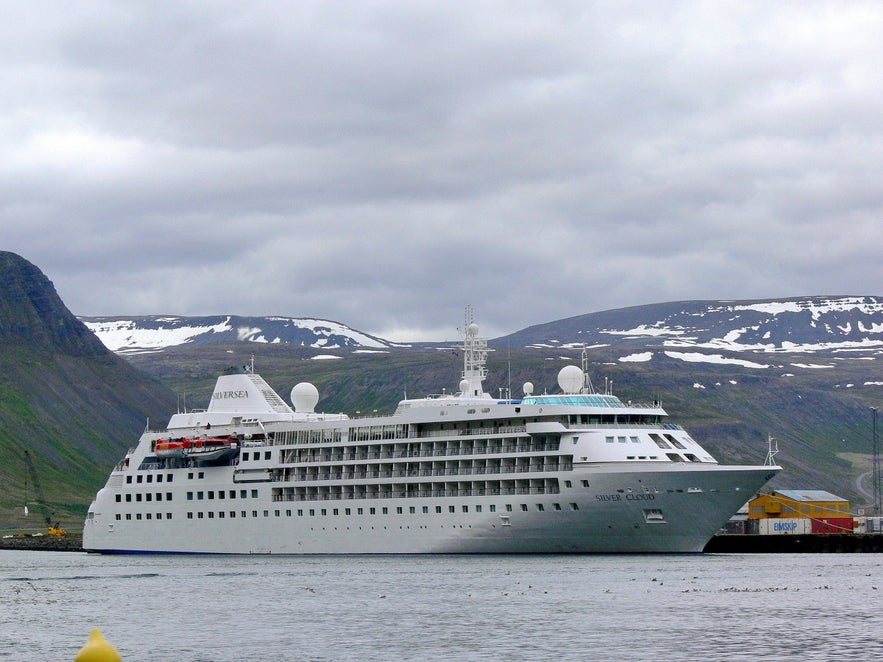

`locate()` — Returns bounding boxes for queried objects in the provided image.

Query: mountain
[496,296,883,354]
[0,252,178,532]
[79,315,407,354]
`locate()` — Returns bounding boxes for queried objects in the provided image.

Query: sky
[3,1,881,342]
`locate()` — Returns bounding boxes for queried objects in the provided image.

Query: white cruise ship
[83,321,779,554]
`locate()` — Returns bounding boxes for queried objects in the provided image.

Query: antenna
[581,346,595,394]
[765,435,779,467]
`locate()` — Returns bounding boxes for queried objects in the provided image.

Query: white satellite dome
[523,382,534,396]
[557,366,584,394]
[291,382,319,413]
[459,379,470,394]
[467,323,479,337]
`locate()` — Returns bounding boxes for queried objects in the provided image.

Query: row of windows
[187,489,260,500]
[126,473,174,484]
[181,503,582,520]
[116,492,173,503]
[242,451,272,462]
[115,513,172,520]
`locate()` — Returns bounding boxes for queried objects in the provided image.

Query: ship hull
[83,463,776,555]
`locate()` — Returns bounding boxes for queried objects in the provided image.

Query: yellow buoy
[75,628,122,662]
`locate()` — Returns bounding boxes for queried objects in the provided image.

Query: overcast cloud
[2,1,881,341]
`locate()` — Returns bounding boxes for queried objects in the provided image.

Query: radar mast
[459,306,489,397]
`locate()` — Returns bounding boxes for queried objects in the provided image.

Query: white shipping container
[759,518,812,535]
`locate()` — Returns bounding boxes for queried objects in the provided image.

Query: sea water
[2,550,883,661]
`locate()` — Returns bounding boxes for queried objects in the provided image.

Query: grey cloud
[2,2,881,341]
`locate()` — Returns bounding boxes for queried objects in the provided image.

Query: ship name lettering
[625,494,655,501]
[595,494,622,502]
[213,390,249,400]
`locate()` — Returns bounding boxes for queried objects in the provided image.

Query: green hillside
[0,252,177,533]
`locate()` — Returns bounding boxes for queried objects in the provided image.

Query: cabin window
[370,507,376,515]
[262,510,268,517]
[219,512,225,518]
[137,475,143,484]
[358,508,364,515]
[187,492,193,500]
[397,507,403,514]
[321,509,327,516]
[436,506,442,513]
[198,472,204,479]
[265,451,271,460]
[197,492,204,500]
[187,513,193,519]
[581,480,589,487]
[345,508,351,515]
[126,476,132,484]
[286,510,292,517]
[241,511,247,518]
[618,436,626,444]
[157,475,163,483]
[155,493,162,502]
[423,506,429,514]
[410,506,416,514]
[462,505,469,513]
[333,508,339,516]
[382,507,388,514]
[188,473,194,480]
[553,503,562,511]
[449,506,456,513]
[166,474,173,482]
[125,494,132,502]
[537,504,544,512]
[197,512,203,519]
[207,512,214,519]
[115,494,121,502]
[242,452,249,461]
[476,505,482,513]
[570,503,579,511]
[606,437,614,444]
[251,490,258,498]
[564,480,572,488]
[630,437,640,444]
[208,491,214,499]
[275,510,280,517]
[506,504,513,512]
[145,494,152,502]
[147,475,153,483]
[521,504,528,511]
[490,505,496,513]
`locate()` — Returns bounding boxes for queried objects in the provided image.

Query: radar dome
[557,366,584,394]
[467,323,479,337]
[523,382,534,396]
[459,379,470,394]
[291,382,319,413]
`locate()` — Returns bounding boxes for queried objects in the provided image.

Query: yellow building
[748,490,850,519]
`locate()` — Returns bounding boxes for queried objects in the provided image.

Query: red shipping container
[811,517,854,534]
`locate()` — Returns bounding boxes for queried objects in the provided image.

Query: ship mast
[459,306,488,398]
